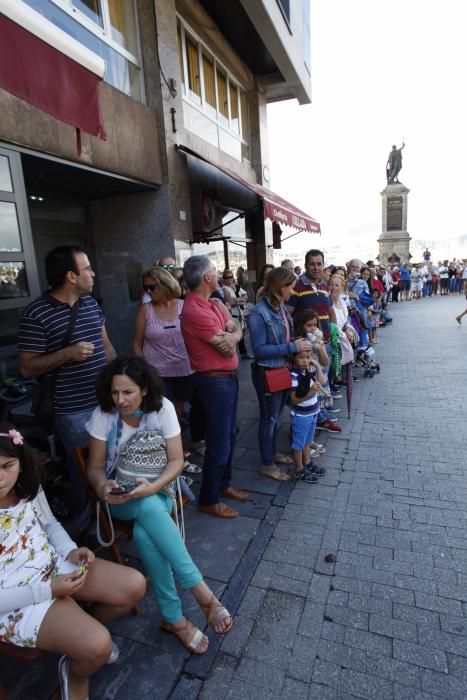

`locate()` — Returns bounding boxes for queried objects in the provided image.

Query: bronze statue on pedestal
[386,142,405,184]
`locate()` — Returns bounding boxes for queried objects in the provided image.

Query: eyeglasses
[143,284,157,292]
[160,264,176,270]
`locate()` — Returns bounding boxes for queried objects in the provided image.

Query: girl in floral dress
[0,424,145,700]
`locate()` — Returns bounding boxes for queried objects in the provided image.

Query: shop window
[0,202,22,252]
[0,262,29,299]
[0,156,13,193]
[22,0,144,101]
[177,17,250,164]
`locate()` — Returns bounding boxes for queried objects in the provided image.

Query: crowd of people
[1,242,464,698]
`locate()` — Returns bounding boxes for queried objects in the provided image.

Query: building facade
[0,0,316,357]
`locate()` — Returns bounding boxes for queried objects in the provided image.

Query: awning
[177,145,320,234]
[0,3,106,149]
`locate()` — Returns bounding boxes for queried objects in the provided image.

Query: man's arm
[102,326,116,360]
[19,345,91,378]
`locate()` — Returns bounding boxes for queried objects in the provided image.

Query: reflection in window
[240,91,250,142]
[229,81,239,133]
[0,202,22,252]
[73,0,103,27]
[217,68,228,121]
[0,156,13,192]
[186,35,201,99]
[202,54,216,111]
[109,0,138,55]
[0,262,29,298]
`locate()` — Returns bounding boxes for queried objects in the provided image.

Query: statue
[386,142,405,184]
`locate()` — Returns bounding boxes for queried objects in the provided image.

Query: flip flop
[260,465,291,481]
[275,452,294,465]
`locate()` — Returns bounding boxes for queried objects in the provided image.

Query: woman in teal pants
[87,354,232,654]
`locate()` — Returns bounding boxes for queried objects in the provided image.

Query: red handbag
[263,366,292,392]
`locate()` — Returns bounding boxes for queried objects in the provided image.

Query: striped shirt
[288,274,333,342]
[290,366,319,416]
[18,294,107,415]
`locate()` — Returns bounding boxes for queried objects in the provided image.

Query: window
[277,0,290,25]
[177,18,250,163]
[22,0,144,101]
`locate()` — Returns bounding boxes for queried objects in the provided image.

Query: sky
[267,0,467,266]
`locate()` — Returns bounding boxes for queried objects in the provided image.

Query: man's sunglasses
[143,284,157,291]
[160,264,176,270]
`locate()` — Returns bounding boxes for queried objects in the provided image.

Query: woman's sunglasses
[223,275,234,280]
[143,284,157,291]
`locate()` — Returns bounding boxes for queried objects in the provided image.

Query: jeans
[192,374,238,505]
[251,365,288,467]
[111,494,202,623]
[54,409,93,530]
[449,278,456,293]
[290,412,318,451]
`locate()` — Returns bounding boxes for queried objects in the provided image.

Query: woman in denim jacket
[249,268,312,480]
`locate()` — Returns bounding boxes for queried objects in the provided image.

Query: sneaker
[310,442,326,454]
[327,407,341,413]
[328,416,338,422]
[331,392,342,399]
[295,469,318,483]
[306,461,326,476]
[316,419,342,433]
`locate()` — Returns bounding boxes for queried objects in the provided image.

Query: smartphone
[109,485,134,495]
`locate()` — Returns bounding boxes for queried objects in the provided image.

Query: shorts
[290,412,318,451]
[0,556,76,647]
[161,374,194,403]
[400,280,410,291]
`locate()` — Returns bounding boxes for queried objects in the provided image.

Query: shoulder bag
[31,297,80,424]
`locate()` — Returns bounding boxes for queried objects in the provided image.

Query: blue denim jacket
[249,297,297,368]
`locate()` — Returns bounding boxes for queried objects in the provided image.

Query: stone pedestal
[377,182,411,263]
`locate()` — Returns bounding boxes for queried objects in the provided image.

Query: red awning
[0,12,106,143]
[177,145,320,233]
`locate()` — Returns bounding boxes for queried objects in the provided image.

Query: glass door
[0,146,40,351]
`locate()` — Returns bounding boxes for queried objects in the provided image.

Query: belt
[197,370,238,378]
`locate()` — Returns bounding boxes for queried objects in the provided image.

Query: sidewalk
[3,295,467,699]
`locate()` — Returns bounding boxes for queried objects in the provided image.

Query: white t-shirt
[87,399,181,456]
[333,299,349,330]
[439,266,448,279]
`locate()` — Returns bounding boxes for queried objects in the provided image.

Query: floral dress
[0,490,76,647]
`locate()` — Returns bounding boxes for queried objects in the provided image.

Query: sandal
[275,452,294,465]
[260,465,291,481]
[199,594,233,635]
[160,619,208,654]
[184,460,202,474]
[310,442,326,455]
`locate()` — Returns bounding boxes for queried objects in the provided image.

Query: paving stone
[421,668,467,699]
[338,667,393,700]
[343,627,392,657]
[393,603,440,628]
[220,615,254,658]
[282,676,309,700]
[325,603,369,631]
[347,593,392,616]
[372,582,415,605]
[369,613,417,642]
[394,639,448,673]
[415,591,463,616]
[234,657,285,693]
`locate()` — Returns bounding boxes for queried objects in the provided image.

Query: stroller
[347,306,381,378]
[354,344,381,378]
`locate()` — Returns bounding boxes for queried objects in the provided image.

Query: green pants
[110,493,202,623]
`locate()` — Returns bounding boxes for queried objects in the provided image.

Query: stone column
[378,182,411,263]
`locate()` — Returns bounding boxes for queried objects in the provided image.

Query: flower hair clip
[0,429,24,446]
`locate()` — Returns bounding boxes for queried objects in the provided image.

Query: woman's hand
[98,479,133,505]
[67,547,95,567]
[127,478,155,500]
[51,571,87,598]
[295,338,312,352]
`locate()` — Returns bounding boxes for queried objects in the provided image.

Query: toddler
[289,349,326,482]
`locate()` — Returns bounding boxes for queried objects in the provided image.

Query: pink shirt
[142,299,193,377]
[181,293,239,372]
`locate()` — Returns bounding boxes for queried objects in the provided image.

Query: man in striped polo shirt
[18,246,116,529]
[287,249,342,434]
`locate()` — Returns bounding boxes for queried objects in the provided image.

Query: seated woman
[0,423,146,700]
[86,355,232,655]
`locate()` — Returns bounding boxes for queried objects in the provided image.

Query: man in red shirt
[181,256,249,518]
